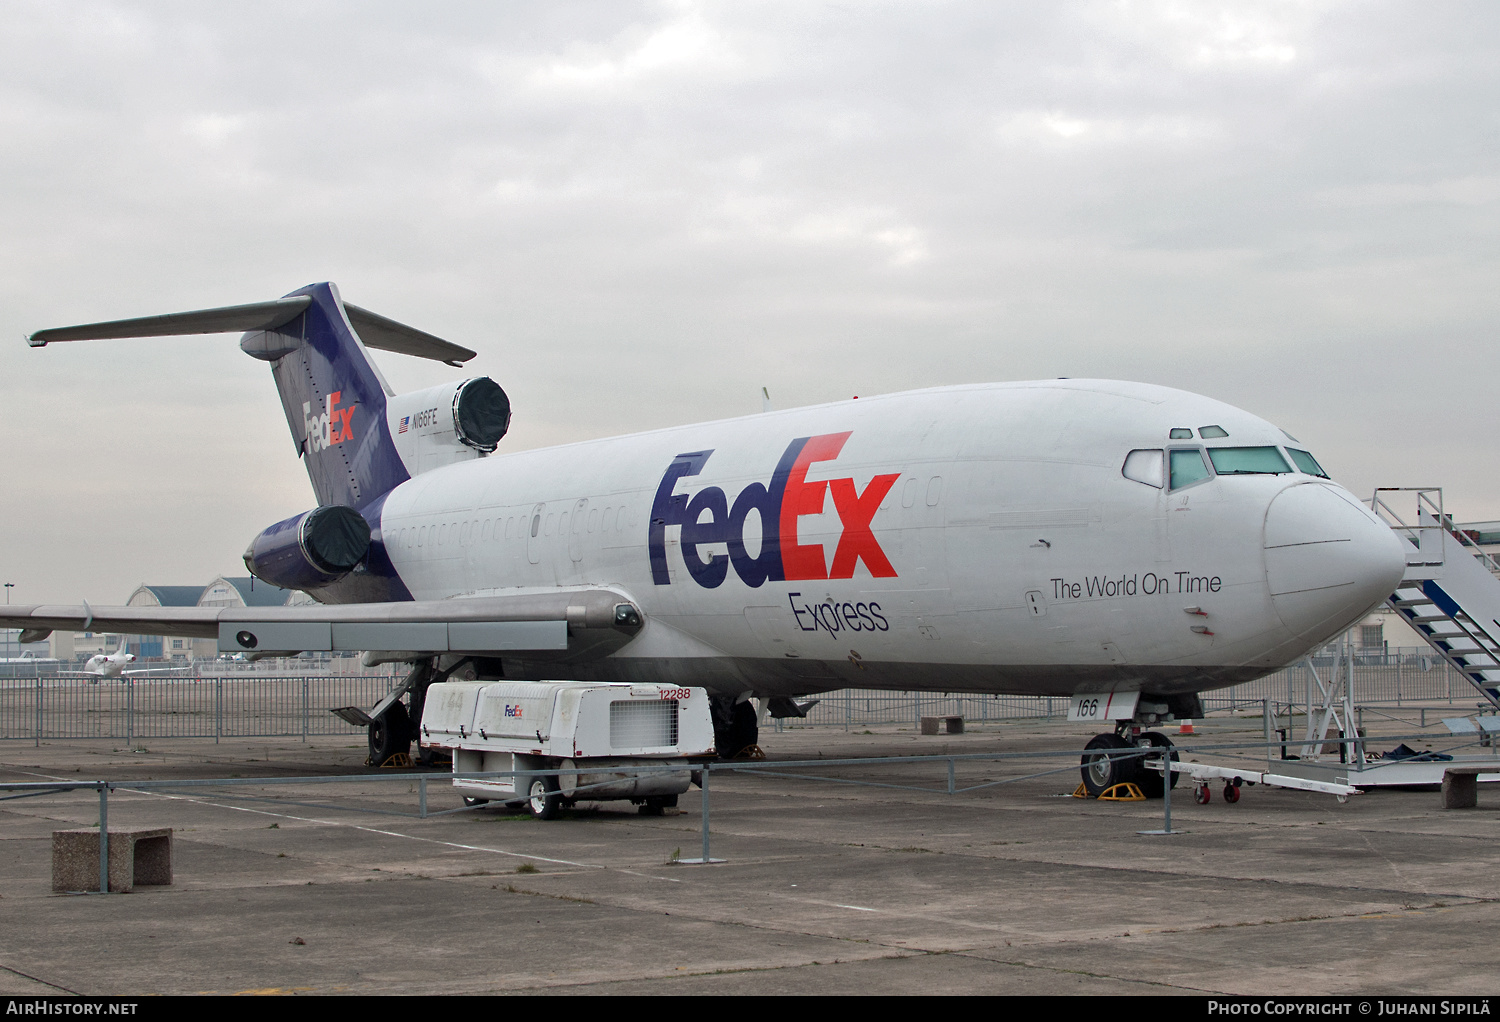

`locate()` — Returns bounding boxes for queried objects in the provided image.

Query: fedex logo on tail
[649,432,899,588]
[303,391,357,453]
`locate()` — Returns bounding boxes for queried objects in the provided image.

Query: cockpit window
[1198,425,1228,438]
[1207,446,1292,475]
[1122,449,1163,488]
[1169,449,1212,489]
[1287,448,1329,478]
[1169,428,1193,439]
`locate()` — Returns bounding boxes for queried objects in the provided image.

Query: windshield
[1207,446,1292,475]
[1287,448,1329,478]
[1169,449,1212,489]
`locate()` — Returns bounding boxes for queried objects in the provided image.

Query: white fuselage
[375,380,1406,700]
[84,649,135,679]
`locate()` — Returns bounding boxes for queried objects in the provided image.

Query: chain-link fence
[0,674,400,744]
[776,649,1478,731]
[0,649,1479,743]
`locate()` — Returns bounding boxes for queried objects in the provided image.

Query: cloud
[530,9,738,89]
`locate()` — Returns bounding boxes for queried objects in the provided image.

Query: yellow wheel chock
[1072,781,1146,801]
[378,753,414,769]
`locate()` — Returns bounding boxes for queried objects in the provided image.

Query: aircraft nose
[1264,483,1406,641]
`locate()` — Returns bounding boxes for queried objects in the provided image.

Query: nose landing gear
[1079,728,1180,799]
[1080,733,1135,797]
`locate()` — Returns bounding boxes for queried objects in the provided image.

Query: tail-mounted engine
[386,377,511,476]
[244,504,372,591]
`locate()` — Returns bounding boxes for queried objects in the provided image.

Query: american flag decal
[399,416,410,434]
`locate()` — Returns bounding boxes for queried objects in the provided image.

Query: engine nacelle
[244,504,372,591]
[386,377,511,475]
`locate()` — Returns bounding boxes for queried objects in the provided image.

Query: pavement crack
[944,949,1215,993]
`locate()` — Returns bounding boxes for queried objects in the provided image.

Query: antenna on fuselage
[762,387,772,413]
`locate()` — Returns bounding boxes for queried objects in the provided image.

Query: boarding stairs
[1371,488,1500,712]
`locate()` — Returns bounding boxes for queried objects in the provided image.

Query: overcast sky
[1,1,1497,604]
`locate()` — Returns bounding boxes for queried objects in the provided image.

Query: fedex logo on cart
[649,432,899,589]
[504,704,523,718]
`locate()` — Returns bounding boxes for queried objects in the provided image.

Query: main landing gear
[368,701,414,766]
[710,695,759,760]
[1079,726,1181,799]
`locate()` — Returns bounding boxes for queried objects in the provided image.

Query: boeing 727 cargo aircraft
[2,283,1406,794]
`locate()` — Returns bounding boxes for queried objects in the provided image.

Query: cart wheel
[528,776,562,820]
[1223,783,1240,804]
[1194,783,1211,805]
[463,796,489,807]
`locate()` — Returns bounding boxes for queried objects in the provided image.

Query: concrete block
[52,828,173,893]
[919,715,964,736]
[1442,768,1483,809]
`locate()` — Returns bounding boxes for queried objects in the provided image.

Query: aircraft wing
[0,588,643,660]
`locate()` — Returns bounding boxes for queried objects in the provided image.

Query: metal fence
[778,650,1479,732]
[0,675,400,744]
[0,649,1481,744]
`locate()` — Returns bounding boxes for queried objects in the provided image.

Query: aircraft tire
[1080,733,1136,797]
[528,776,562,820]
[716,700,759,760]
[367,702,412,766]
[1134,731,1181,799]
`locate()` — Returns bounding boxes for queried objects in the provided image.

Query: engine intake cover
[453,377,511,452]
[245,504,372,590]
[386,376,512,475]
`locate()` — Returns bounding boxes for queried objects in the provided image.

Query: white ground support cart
[419,680,715,819]
[1142,756,1362,804]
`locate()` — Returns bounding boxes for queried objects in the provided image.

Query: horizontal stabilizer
[345,304,475,366]
[27,297,311,345]
[27,293,476,366]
